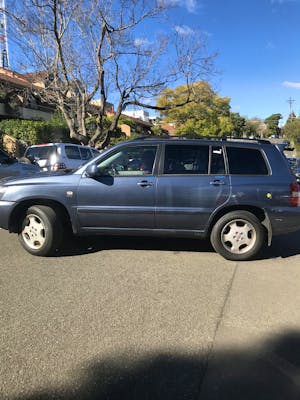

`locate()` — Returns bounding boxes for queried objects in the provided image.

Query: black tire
[18,205,63,256]
[210,211,266,261]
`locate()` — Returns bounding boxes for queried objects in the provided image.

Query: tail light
[51,162,67,171]
[290,182,300,206]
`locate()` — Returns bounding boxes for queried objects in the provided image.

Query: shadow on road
[56,229,300,259]
[10,330,300,400]
[265,229,300,259]
[57,235,214,257]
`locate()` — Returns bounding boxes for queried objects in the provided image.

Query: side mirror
[85,164,99,178]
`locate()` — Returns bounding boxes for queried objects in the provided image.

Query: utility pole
[287,97,295,118]
[0,0,9,69]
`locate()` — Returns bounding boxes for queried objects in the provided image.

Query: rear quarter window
[79,147,92,160]
[226,147,269,175]
[65,146,81,160]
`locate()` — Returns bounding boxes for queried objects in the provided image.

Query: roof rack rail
[130,134,271,144]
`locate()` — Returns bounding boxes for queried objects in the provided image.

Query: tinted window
[227,147,268,175]
[65,146,81,160]
[96,145,157,176]
[80,147,92,160]
[210,146,226,174]
[91,149,100,157]
[26,145,57,159]
[164,145,209,174]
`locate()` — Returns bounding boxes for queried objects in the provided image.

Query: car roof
[26,143,97,149]
[123,136,272,147]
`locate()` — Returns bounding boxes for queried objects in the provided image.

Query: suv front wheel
[210,211,266,261]
[18,205,63,256]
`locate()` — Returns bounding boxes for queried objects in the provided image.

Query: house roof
[0,67,41,90]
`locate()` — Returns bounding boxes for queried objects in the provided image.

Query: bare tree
[4,0,216,148]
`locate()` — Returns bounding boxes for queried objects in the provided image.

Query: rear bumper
[268,207,300,236]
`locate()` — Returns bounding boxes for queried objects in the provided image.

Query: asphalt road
[1,228,300,400]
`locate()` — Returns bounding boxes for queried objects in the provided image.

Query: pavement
[1,228,300,399]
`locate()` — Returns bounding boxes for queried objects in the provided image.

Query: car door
[225,145,272,205]
[76,144,158,230]
[155,144,231,232]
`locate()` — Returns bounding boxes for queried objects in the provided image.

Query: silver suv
[0,137,299,261]
[23,143,100,171]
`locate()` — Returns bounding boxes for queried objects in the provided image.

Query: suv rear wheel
[210,211,265,261]
[18,205,63,256]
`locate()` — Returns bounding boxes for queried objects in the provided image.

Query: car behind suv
[0,147,40,178]
[23,143,100,171]
[0,137,299,261]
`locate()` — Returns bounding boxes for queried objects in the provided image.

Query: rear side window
[164,145,209,174]
[91,149,100,157]
[210,146,226,174]
[79,147,92,160]
[226,147,268,175]
[65,146,81,160]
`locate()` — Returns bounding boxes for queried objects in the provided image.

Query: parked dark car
[293,158,300,179]
[0,137,300,261]
[0,147,40,179]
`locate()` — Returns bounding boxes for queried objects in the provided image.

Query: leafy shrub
[0,116,69,146]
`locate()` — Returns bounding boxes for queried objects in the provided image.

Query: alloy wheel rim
[221,219,256,255]
[21,214,46,250]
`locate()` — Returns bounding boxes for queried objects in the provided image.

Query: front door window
[96,145,157,176]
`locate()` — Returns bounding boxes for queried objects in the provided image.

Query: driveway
[1,229,300,399]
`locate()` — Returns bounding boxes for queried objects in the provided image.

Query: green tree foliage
[156,81,232,137]
[283,117,300,150]
[0,115,69,145]
[264,113,282,137]
[243,118,267,138]
[230,113,246,137]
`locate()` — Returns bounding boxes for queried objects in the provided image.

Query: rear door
[156,143,231,232]
[225,145,272,205]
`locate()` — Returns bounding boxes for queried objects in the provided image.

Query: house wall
[0,103,53,121]
[120,123,131,137]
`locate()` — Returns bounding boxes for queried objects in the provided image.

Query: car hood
[0,170,79,187]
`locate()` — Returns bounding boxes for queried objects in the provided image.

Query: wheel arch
[207,205,271,244]
[8,199,73,234]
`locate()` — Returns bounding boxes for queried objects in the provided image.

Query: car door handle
[210,179,226,185]
[137,180,153,188]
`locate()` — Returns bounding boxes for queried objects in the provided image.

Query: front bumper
[0,201,16,231]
